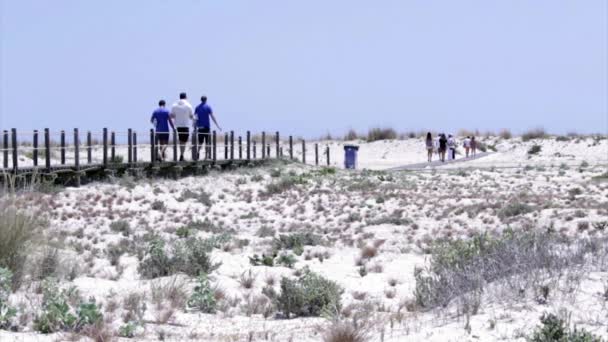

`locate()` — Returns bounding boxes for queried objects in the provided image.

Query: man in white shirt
[463,136,471,158]
[170,92,194,161]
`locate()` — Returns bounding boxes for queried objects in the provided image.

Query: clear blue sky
[1,0,607,137]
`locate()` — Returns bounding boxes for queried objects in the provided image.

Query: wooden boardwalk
[0,128,330,186]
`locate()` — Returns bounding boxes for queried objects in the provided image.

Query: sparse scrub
[522,128,547,142]
[178,189,213,206]
[273,233,323,256]
[150,200,166,211]
[413,230,605,315]
[0,268,16,330]
[109,220,131,237]
[323,321,368,342]
[528,313,604,342]
[0,201,44,289]
[367,127,397,142]
[187,274,216,313]
[499,129,512,139]
[277,270,343,318]
[343,129,360,141]
[498,201,534,219]
[264,175,307,196]
[527,145,542,155]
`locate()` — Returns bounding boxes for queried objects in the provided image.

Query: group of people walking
[425,132,477,163]
[150,93,221,161]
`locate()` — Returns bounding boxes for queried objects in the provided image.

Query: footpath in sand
[387,152,491,171]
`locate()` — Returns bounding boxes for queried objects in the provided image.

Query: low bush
[187,274,216,313]
[0,268,16,330]
[323,321,368,342]
[277,269,343,318]
[150,200,165,211]
[499,129,512,139]
[109,220,131,237]
[264,176,307,196]
[498,201,534,219]
[528,313,604,342]
[273,233,323,256]
[343,129,360,141]
[413,231,603,315]
[178,189,212,206]
[522,128,547,142]
[527,145,542,155]
[138,237,222,279]
[0,201,44,289]
[367,127,397,142]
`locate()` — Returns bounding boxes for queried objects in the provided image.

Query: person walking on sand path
[150,100,175,161]
[463,136,471,158]
[425,132,434,162]
[170,92,194,161]
[194,96,222,159]
[438,133,447,162]
[470,136,477,157]
[447,134,456,160]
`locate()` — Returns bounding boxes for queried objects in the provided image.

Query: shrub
[413,231,599,314]
[0,268,16,330]
[343,129,360,141]
[138,239,172,279]
[36,247,59,280]
[249,254,275,267]
[34,279,78,333]
[178,189,212,206]
[0,201,44,289]
[277,270,343,318]
[367,128,397,142]
[119,322,137,338]
[273,233,323,256]
[276,254,297,268]
[151,200,165,211]
[522,128,547,142]
[527,145,542,155]
[498,201,533,219]
[187,274,216,313]
[499,129,512,139]
[528,313,604,342]
[111,155,124,164]
[256,226,276,238]
[109,220,131,237]
[138,237,222,279]
[264,176,307,196]
[323,321,368,342]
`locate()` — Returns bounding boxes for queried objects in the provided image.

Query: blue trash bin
[344,145,359,169]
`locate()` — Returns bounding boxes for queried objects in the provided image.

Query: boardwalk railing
[0,128,331,175]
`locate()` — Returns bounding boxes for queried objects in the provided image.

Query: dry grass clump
[359,246,378,260]
[322,321,368,342]
[499,129,512,139]
[0,199,45,289]
[239,270,256,289]
[366,128,397,142]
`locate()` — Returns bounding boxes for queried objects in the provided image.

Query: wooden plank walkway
[387,152,492,171]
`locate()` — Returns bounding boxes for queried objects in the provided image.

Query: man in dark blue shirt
[194,96,221,159]
[150,100,175,161]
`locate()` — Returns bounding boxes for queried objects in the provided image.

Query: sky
[1,0,607,138]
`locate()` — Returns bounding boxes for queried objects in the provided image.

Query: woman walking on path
[425,132,434,162]
[470,136,477,156]
[438,134,447,162]
[463,136,471,158]
[447,134,456,160]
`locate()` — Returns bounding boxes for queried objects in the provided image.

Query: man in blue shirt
[150,100,175,161]
[194,96,221,159]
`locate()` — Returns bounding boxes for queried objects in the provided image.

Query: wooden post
[111,131,116,162]
[73,128,80,170]
[212,130,217,162]
[302,139,306,164]
[192,128,198,161]
[3,130,8,169]
[127,128,133,165]
[238,136,242,159]
[230,131,234,160]
[172,129,178,162]
[289,136,293,160]
[86,131,92,164]
[11,128,17,172]
[253,141,257,159]
[60,130,66,165]
[267,144,270,158]
[275,131,280,159]
[224,133,229,160]
[150,129,156,164]
[45,128,51,171]
[280,147,283,157]
[315,143,319,166]
[33,130,39,167]
[133,131,138,163]
[102,128,108,167]
[246,131,251,160]
[262,132,266,159]
[326,146,330,166]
